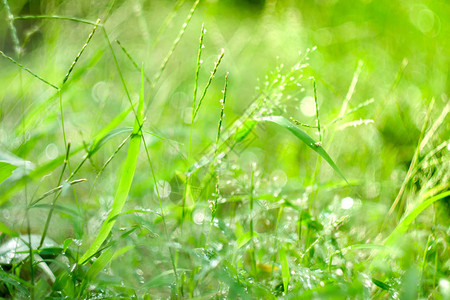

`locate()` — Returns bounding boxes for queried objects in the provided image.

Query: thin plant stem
[62,19,101,84]
[182,24,206,231]
[205,72,229,246]
[39,143,71,248]
[2,0,22,57]
[14,15,100,26]
[193,49,225,120]
[152,0,200,86]
[0,50,59,90]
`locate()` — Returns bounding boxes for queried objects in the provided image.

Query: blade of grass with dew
[256,116,348,183]
[384,190,450,246]
[279,245,290,294]
[79,69,144,265]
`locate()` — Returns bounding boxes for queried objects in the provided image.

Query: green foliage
[0,0,448,298]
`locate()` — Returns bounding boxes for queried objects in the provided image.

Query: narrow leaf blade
[256,116,348,183]
[79,70,145,264]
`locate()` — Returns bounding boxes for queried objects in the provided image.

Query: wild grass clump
[0,0,449,298]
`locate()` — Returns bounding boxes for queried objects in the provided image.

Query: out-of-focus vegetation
[0,0,449,298]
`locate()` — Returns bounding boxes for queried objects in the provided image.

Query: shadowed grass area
[0,0,449,298]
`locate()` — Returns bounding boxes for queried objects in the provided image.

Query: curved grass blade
[256,116,348,183]
[85,245,116,281]
[79,70,145,265]
[384,190,450,246]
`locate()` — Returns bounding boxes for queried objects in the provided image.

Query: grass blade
[0,221,19,237]
[79,70,144,264]
[256,116,348,183]
[384,190,450,246]
[279,245,290,295]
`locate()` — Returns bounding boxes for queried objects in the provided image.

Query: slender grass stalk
[141,130,178,284]
[249,167,257,275]
[26,215,34,299]
[388,98,435,216]
[2,0,22,57]
[62,19,101,84]
[289,117,317,128]
[116,40,152,85]
[152,0,200,86]
[205,72,229,246]
[327,98,375,127]
[193,49,225,120]
[419,101,449,152]
[29,179,86,206]
[420,234,433,285]
[182,24,206,231]
[338,60,363,118]
[155,0,187,45]
[39,143,71,248]
[14,15,100,26]
[313,79,322,143]
[0,50,59,90]
[390,58,408,92]
[102,0,117,23]
[89,134,132,195]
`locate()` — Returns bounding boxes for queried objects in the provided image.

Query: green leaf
[0,220,19,237]
[88,109,133,155]
[279,245,290,294]
[79,68,145,264]
[372,278,391,291]
[85,245,116,281]
[0,162,17,184]
[235,120,257,143]
[236,231,259,249]
[256,116,348,183]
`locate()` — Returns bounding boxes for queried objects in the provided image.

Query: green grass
[0,0,449,298]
